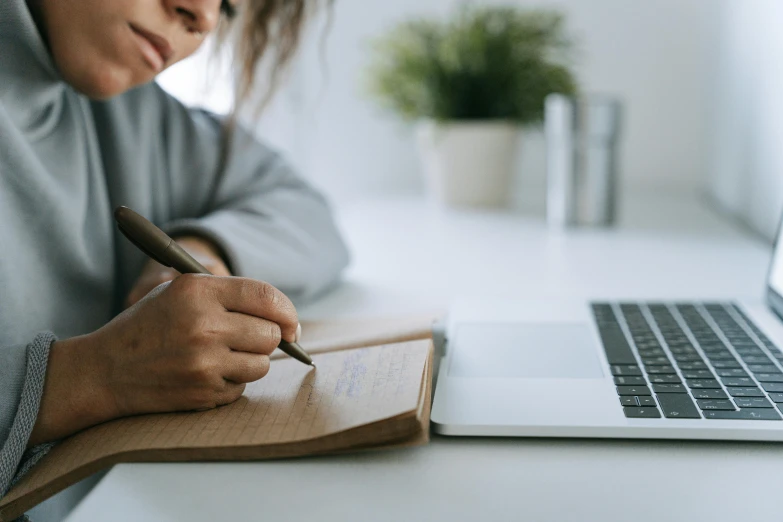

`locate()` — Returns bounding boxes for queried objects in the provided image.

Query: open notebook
[0,314,438,521]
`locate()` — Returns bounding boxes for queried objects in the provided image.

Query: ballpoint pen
[114,205,314,367]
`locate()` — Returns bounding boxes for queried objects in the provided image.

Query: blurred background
[157,0,783,242]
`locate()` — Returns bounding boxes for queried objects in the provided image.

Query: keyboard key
[599,328,637,365]
[638,396,657,407]
[700,343,728,351]
[641,357,671,366]
[670,346,698,355]
[711,360,742,369]
[648,375,682,385]
[639,353,672,367]
[682,370,715,379]
[623,407,661,419]
[678,361,709,371]
[632,335,658,342]
[760,382,783,393]
[767,393,783,403]
[611,365,642,376]
[748,365,780,373]
[754,373,783,383]
[716,369,749,378]
[614,376,647,386]
[620,397,638,407]
[655,394,701,418]
[652,384,687,394]
[734,397,773,409]
[673,354,705,363]
[646,365,676,374]
[617,385,651,396]
[727,387,765,397]
[704,408,781,420]
[686,379,721,389]
[721,377,756,387]
[741,356,773,364]
[696,400,735,411]
[706,352,737,361]
[735,348,766,357]
[691,389,729,399]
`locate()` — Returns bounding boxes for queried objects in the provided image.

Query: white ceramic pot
[415,120,519,208]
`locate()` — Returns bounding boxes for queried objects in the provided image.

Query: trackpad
[449,323,604,378]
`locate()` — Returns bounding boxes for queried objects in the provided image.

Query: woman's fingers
[221,312,282,355]
[209,277,299,342]
[217,312,277,383]
[221,352,271,384]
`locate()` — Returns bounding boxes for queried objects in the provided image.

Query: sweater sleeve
[152,86,350,305]
[0,333,55,499]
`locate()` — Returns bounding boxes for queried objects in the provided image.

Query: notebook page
[1,341,431,520]
[281,313,442,360]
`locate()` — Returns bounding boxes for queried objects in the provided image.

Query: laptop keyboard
[592,302,783,420]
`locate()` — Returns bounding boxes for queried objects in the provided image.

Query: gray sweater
[0,0,350,518]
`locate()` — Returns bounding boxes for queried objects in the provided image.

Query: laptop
[430,221,783,440]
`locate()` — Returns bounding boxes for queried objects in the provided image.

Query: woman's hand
[125,236,232,308]
[29,275,299,446]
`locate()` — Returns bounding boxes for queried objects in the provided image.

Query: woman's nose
[166,0,221,35]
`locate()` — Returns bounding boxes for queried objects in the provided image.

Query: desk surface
[300,191,770,319]
[67,192,777,522]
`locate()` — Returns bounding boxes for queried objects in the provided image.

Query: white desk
[66,192,779,522]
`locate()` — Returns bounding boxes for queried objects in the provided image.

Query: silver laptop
[431,223,783,441]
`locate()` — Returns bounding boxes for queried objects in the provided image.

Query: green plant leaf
[363,5,578,123]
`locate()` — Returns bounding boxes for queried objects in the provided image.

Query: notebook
[0,314,438,521]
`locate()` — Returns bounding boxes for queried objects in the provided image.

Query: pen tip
[310,362,316,368]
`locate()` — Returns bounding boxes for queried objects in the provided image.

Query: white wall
[160,1,722,205]
[709,0,783,241]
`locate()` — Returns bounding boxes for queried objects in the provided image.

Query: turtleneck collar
[0,0,70,138]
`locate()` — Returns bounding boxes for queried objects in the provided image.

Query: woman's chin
[58,56,147,100]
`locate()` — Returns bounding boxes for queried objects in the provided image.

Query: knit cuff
[0,332,55,498]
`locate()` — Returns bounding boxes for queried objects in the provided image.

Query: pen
[114,205,315,367]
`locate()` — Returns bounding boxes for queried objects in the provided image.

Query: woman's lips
[129,23,173,73]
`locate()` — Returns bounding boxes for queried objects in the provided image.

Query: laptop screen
[767,220,783,316]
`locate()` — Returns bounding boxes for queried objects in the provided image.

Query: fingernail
[295,323,302,342]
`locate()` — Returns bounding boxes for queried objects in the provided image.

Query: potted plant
[365,6,577,208]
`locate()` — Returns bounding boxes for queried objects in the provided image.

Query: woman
[0,0,349,518]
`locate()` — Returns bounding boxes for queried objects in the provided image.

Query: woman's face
[38,0,234,99]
